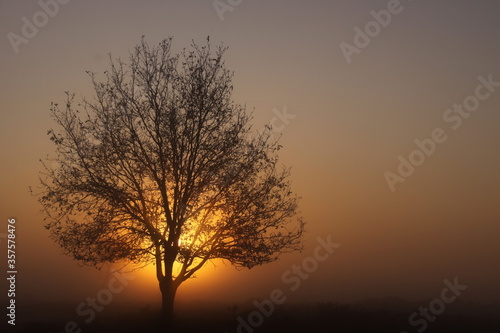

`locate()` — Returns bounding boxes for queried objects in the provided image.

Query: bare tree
[37,37,304,326]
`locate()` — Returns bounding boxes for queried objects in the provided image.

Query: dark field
[5,299,499,333]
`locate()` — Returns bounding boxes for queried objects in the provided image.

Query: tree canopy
[37,36,304,320]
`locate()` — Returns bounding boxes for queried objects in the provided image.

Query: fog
[1,0,500,331]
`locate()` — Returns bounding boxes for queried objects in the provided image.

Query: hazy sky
[1,0,500,314]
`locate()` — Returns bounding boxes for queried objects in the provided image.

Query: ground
[4,300,499,333]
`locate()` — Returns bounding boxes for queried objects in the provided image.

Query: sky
[1,0,500,322]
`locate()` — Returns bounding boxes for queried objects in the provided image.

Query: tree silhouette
[37,37,304,327]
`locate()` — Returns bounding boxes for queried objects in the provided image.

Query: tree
[37,37,304,327]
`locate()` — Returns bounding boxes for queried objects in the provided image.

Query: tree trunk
[159,277,178,330]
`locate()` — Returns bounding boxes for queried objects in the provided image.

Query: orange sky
[1,0,500,316]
